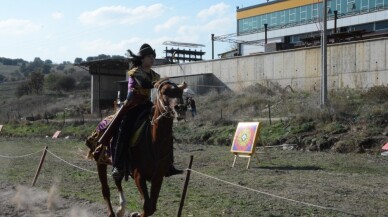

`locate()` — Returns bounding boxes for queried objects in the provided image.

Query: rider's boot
[165,164,184,177]
[112,167,124,182]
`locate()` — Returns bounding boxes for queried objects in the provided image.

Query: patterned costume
[85,115,114,165]
[112,65,160,179]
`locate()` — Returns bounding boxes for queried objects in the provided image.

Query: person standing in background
[188,97,197,117]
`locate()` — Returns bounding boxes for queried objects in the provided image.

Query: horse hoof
[129,212,141,217]
[116,209,125,217]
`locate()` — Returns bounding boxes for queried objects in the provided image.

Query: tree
[64,68,76,75]
[20,62,26,74]
[42,64,51,74]
[45,73,58,91]
[77,75,91,89]
[45,74,76,93]
[0,74,5,82]
[32,57,44,68]
[86,56,95,62]
[16,81,31,97]
[44,59,53,65]
[74,57,83,64]
[29,71,44,94]
[97,54,110,60]
[57,76,76,91]
[56,64,65,70]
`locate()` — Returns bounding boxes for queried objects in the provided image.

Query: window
[271,12,277,26]
[336,0,342,13]
[353,23,374,31]
[327,0,334,16]
[252,16,258,31]
[312,3,319,20]
[261,14,268,27]
[300,6,307,22]
[376,20,388,30]
[238,20,243,34]
[376,0,384,8]
[347,0,356,12]
[243,19,249,33]
[280,10,285,25]
[306,4,312,20]
[289,8,296,23]
[361,0,369,11]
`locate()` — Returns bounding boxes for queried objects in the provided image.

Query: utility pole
[211,33,215,59]
[321,0,328,107]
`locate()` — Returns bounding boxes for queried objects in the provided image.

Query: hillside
[0,62,91,123]
[0,63,21,81]
[0,60,387,154]
[173,84,388,154]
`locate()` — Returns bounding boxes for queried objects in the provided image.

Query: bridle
[151,79,176,125]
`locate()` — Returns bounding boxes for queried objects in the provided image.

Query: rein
[151,79,175,125]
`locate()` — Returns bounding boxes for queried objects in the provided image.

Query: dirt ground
[1,138,388,217]
[0,181,107,217]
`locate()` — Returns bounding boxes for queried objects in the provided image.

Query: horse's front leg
[134,173,151,217]
[149,177,164,216]
[97,163,115,217]
[114,176,126,217]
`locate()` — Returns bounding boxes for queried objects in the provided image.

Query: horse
[87,78,187,217]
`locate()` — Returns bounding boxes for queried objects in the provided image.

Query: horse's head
[153,78,187,121]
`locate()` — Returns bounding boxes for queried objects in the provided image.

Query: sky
[0,0,266,64]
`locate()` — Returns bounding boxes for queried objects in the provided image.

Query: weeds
[1,82,386,154]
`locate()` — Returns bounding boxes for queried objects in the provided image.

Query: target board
[231,122,260,154]
[230,122,261,168]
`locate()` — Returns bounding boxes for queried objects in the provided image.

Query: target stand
[230,122,267,169]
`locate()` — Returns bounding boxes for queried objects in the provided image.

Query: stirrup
[165,165,184,177]
[112,167,124,181]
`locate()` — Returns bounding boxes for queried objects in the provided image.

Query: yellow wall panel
[237,0,323,20]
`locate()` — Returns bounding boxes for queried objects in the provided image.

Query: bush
[362,85,388,103]
[45,74,76,92]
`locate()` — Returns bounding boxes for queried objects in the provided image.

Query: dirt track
[1,138,388,217]
[0,182,106,217]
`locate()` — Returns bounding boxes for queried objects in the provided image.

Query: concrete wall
[154,37,388,93]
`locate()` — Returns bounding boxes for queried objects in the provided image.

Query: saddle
[85,104,152,165]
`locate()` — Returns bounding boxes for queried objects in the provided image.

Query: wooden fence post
[31,146,48,187]
[177,155,194,217]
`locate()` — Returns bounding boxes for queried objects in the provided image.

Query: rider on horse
[111,43,183,181]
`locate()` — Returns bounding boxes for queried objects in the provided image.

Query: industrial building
[80,0,388,114]
[233,0,388,55]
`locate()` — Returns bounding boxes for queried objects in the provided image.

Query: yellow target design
[237,128,251,147]
[231,122,260,154]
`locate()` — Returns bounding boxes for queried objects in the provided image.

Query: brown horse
[94,78,187,217]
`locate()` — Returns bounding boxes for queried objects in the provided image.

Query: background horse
[93,78,187,217]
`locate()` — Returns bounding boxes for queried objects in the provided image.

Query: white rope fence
[187,168,361,217]
[45,149,98,175]
[0,148,45,159]
[0,147,361,216]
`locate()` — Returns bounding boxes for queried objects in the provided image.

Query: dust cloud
[5,183,96,217]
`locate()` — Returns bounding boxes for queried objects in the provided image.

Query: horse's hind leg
[97,163,115,217]
[114,176,127,217]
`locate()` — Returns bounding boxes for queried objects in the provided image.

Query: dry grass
[0,138,387,216]
[181,83,387,153]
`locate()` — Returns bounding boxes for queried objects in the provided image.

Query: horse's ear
[178,82,187,89]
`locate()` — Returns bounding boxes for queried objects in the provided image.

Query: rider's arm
[125,77,136,105]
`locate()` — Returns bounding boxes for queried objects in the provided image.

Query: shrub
[362,85,388,103]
